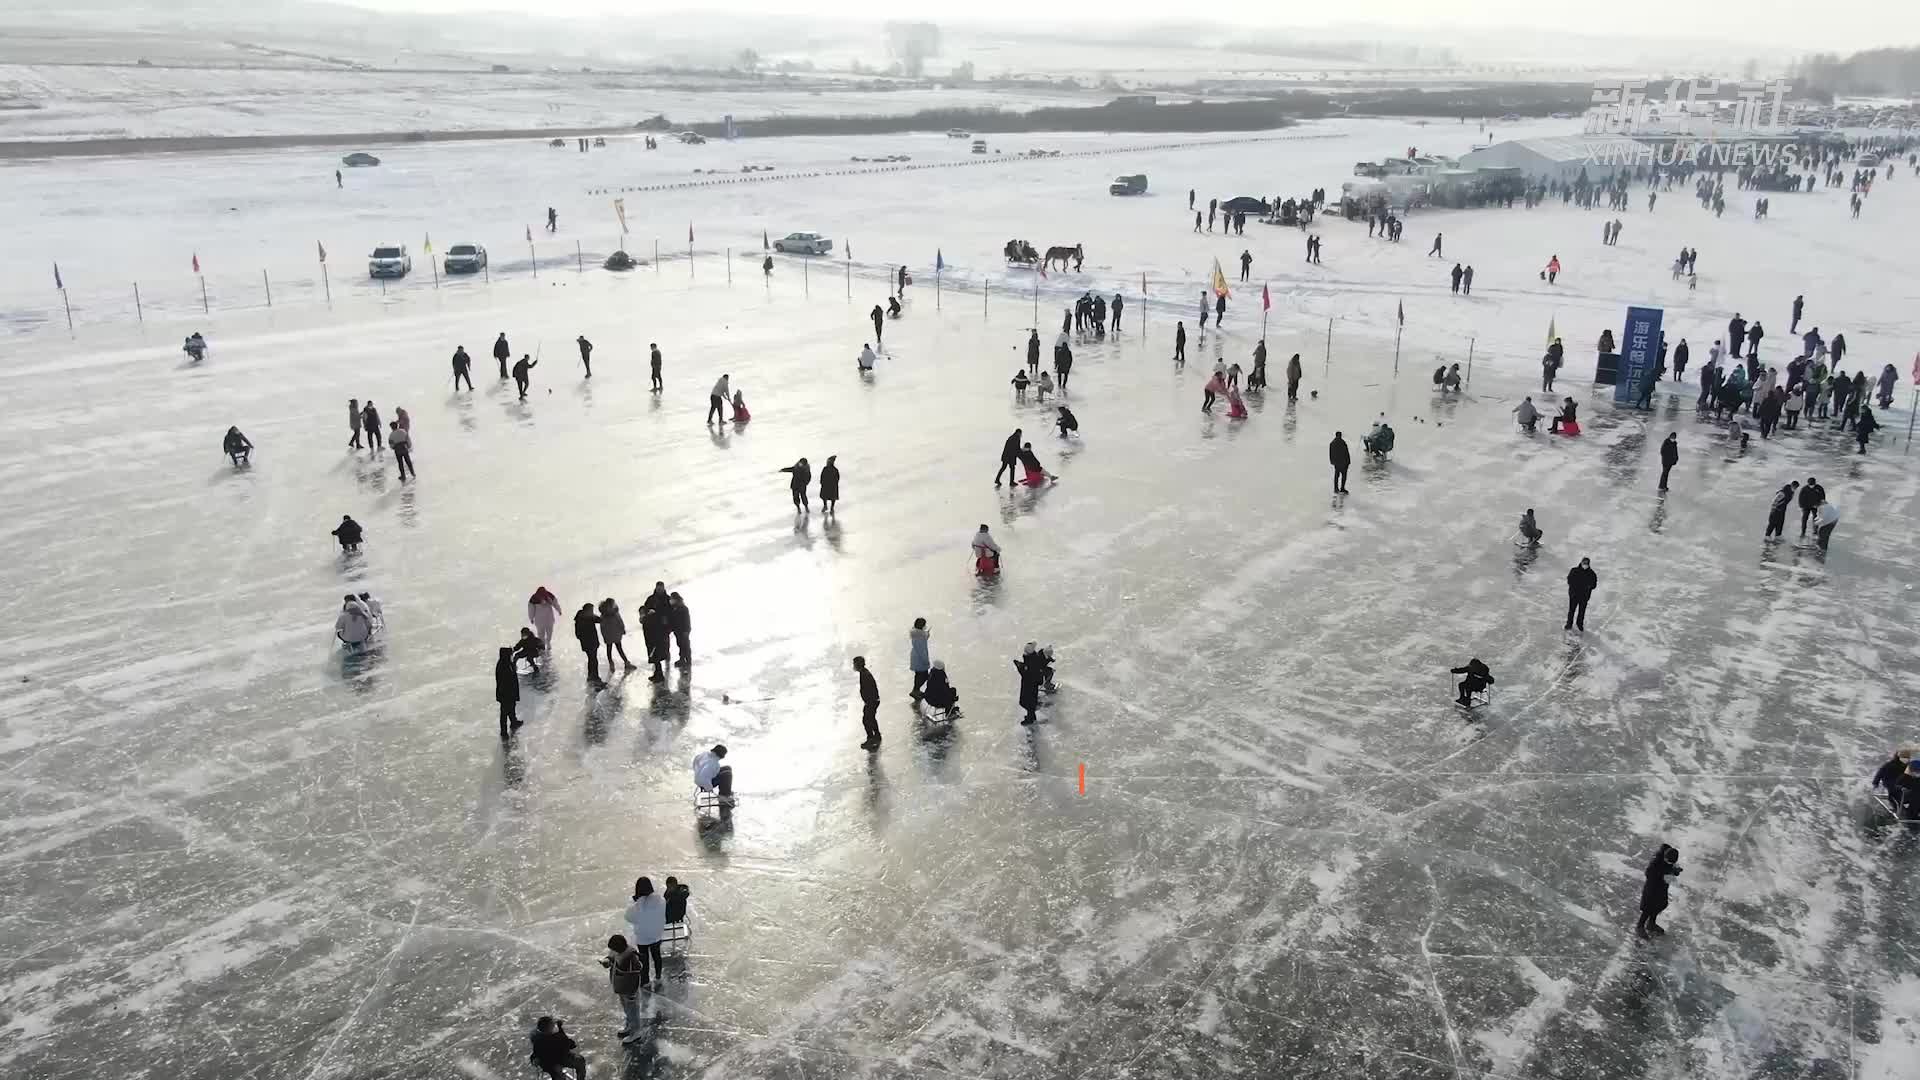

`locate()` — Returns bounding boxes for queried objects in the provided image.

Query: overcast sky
[347,0,1913,54]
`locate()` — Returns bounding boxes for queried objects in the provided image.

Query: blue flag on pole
[53,262,63,290]
[936,249,944,272]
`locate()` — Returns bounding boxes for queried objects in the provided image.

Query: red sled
[1553,419,1582,436]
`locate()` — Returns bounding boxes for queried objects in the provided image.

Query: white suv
[368,245,412,278]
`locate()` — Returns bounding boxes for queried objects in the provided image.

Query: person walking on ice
[512,354,537,399]
[493,333,511,379]
[779,457,812,513]
[576,335,593,379]
[707,374,730,424]
[853,656,881,750]
[1428,232,1443,257]
[1565,557,1597,632]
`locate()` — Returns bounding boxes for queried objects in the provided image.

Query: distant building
[1458,135,1645,183]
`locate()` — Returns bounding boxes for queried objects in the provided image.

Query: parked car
[443,243,487,274]
[946,128,970,138]
[971,139,988,154]
[368,245,412,278]
[1109,174,1148,196]
[772,232,833,255]
[548,138,566,148]
[341,151,381,167]
[677,131,707,145]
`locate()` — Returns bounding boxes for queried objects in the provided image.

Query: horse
[1043,244,1083,272]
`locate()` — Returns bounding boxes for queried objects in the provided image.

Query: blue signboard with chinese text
[1616,305,1665,405]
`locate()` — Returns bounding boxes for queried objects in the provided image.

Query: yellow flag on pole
[1210,257,1231,298]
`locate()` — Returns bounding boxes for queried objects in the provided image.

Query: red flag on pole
[688,223,694,244]
[1262,283,1271,311]
[317,241,327,264]
[191,253,201,273]
[526,225,533,243]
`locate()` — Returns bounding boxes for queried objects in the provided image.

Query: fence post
[263,269,272,307]
[134,281,144,322]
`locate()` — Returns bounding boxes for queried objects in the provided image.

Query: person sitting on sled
[1017,442,1049,486]
[1514,396,1540,433]
[1518,508,1543,545]
[858,344,877,371]
[730,390,751,423]
[1055,404,1079,438]
[1450,657,1494,706]
[971,524,1001,576]
[1548,396,1579,434]
[1225,383,1248,419]
[921,661,960,720]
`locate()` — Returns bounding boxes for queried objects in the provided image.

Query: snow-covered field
[0,62,1106,142]
[4,114,1920,1079]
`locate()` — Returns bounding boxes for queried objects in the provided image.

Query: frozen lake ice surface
[3,116,1920,1080]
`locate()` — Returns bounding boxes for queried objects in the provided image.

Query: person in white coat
[528,587,562,650]
[356,592,384,632]
[908,617,931,701]
[858,344,877,371]
[335,595,374,649]
[624,877,667,990]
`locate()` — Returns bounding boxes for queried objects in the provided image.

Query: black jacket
[1872,755,1908,795]
[1449,659,1493,683]
[530,1028,577,1068]
[493,336,511,360]
[669,602,691,636]
[1567,565,1597,598]
[1640,849,1681,912]
[1674,342,1689,366]
[819,463,840,500]
[495,652,519,704]
[858,667,879,705]
[781,461,811,490]
[1329,436,1350,468]
[1027,335,1040,363]
[1014,658,1043,708]
[1799,483,1824,511]
[1000,432,1022,464]
[1659,438,1678,466]
[333,519,363,545]
[573,610,599,648]
[452,347,471,371]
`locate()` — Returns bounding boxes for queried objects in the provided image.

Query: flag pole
[200,274,209,314]
[60,287,72,331]
[134,282,144,323]
[1907,386,1917,452]
[1466,337,1475,389]
[1324,316,1331,377]
[576,241,583,274]
[322,265,331,306]
[726,247,731,284]
[983,277,987,318]
[654,239,659,273]
[1394,324,1402,375]
[430,256,439,289]
[263,269,273,307]
[1261,280,1268,338]
[530,240,537,279]
[936,268,941,310]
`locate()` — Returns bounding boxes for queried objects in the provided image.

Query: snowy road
[3,116,1920,1080]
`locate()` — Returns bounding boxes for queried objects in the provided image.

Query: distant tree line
[1791,48,1920,96]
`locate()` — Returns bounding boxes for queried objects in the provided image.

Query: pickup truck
[1109,174,1148,196]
